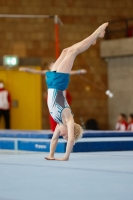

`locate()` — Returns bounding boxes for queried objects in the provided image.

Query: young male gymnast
[44,22,108,161]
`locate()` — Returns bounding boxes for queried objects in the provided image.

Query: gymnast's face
[59,125,68,140]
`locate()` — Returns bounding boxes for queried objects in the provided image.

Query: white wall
[100,38,133,129]
[107,57,133,129]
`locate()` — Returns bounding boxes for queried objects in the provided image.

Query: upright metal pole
[54,15,60,59]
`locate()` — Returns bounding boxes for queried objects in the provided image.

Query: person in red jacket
[115,113,128,131]
[128,114,133,131]
[0,80,11,129]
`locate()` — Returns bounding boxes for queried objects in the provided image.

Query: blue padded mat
[0,130,53,138]
[1,130,133,138]
[0,130,133,153]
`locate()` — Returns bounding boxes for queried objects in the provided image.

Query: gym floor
[0,150,133,200]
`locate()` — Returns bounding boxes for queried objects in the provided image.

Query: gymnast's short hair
[74,123,83,141]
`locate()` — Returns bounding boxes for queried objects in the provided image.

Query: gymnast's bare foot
[45,156,55,160]
[55,157,69,161]
[92,22,109,45]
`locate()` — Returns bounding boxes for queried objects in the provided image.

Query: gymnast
[21,22,108,160]
[43,22,109,161]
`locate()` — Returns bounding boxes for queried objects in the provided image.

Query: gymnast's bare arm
[45,124,60,160]
[55,110,75,161]
[19,67,48,75]
[55,119,74,161]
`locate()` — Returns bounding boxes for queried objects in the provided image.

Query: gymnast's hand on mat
[45,156,55,160]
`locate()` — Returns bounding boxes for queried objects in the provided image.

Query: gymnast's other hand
[45,156,55,160]
[19,67,27,72]
[80,69,87,74]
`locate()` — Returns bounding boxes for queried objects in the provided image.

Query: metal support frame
[0,14,63,59]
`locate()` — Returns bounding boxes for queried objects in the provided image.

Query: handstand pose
[44,22,108,161]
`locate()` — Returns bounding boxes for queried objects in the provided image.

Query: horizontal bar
[0,14,55,18]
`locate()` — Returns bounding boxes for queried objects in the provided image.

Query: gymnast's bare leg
[51,22,108,73]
